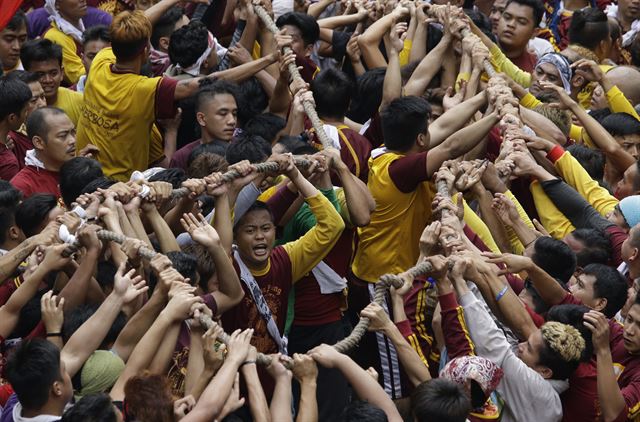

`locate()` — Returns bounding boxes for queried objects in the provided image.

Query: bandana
[606,4,640,47]
[44,0,85,43]
[440,355,504,401]
[536,52,572,94]
[176,31,215,77]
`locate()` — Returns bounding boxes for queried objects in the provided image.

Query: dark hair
[338,401,388,422]
[524,278,559,314]
[15,194,57,237]
[8,70,41,85]
[196,80,238,113]
[546,304,594,360]
[234,201,274,230]
[590,108,612,122]
[276,12,320,46]
[187,151,229,178]
[505,0,545,26]
[566,144,605,182]
[0,75,32,121]
[582,263,628,318]
[187,142,228,168]
[82,25,111,47]
[233,78,268,127]
[275,135,309,153]
[5,10,27,32]
[63,304,126,347]
[61,393,117,422]
[568,8,610,50]
[80,177,116,195]
[168,20,209,68]
[601,112,640,137]
[532,236,577,283]
[311,68,354,120]
[632,35,640,68]
[0,207,16,245]
[465,9,496,41]
[0,180,22,208]
[571,228,612,267]
[381,96,431,152]
[124,373,174,422]
[26,106,66,139]
[181,243,216,291]
[538,331,582,380]
[21,38,63,70]
[243,113,287,144]
[151,6,184,49]
[96,260,118,293]
[225,134,272,164]
[5,339,63,410]
[60,157,104,208]
[411,378,472,422]
[148,168,187,189]
[167,251,199,287]
[347,67,385,124]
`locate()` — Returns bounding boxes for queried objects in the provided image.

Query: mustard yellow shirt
[44,22,86,85]
[53,87,83,127]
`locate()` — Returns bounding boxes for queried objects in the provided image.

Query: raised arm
[428,92,487,147]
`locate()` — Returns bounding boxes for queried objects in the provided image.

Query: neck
[321,117,345,126]
[46,91,58,106]
[60,13,81,28]
[113,58,142,75]
[502,44,527,60]
[630,261,640,280]
[22,401,65,419]
[201,131,217,144]
[0,239,17,252]
[619,12,636,32]
[0,125,9,146]
[36,151,61,172]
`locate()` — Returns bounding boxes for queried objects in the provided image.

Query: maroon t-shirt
[0,148,19,181]
[7,131,32,170]
[10,165,60,199]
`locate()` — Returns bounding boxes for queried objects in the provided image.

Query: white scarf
[606,4,640,47]
[45,0,85,43]
[176,31,214,77]
[24,149,45,169]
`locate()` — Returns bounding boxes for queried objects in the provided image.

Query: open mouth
[253,244,268,257]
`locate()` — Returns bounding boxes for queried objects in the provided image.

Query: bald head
[605,66,640,105]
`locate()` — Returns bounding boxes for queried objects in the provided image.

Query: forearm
[358,15,393,68]
[144,0,179,24]
[241,364,271,422]
[116,204,137,239]
[596,348,627,422]
[213,193,233,254]
[429,92,485,147]
[102,214,128,267]
[190,367,215,401]
[0,236,40,280]
[290,172,320,199]
[318,13,362,29]
[125,209,152,248]
[209,243,244,313]
[409,22,427,62]
[308,0,334,18]
[296,379,318,422]
[438,113,499,161]
[270,376,293,422]
[162,128,178,164]
[185,330,205,395]
[254,69,276,99]
[213,55,276,83]
[404,37,451,96]
[336,167,373,226]
[148,321,180,374]
[164,196,195,235]
[528,264,568,306]
[474,187,511,252]
[381,39,401,107]
[540,178,611,231]
[57,249,100,310]
[145,207,180,253]
[269,78,292,117]
[384,324,431,386]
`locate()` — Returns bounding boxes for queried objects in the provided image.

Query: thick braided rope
[251,4,334,150]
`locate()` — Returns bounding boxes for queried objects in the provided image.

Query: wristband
[46,332,62,337]
[240,360,256,367]
[495,285,509,302]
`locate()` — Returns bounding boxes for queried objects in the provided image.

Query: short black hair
[311,68,354,120]
[583,263,628,318]
[187,142,228,168]
[15,194,57,237]
[148,168,187,189]
[80,177,116,195]
[21,38,63,70]
[566,144,605,182]
[5,10,27,32]
[571,228,612,267]
[61,393,117,422]
[243,113,286,144]
[381,96,431,152]
[8,70,41,85]
[568,8,610,50]
[532,236,577,284]
[0,207,16,245]
[195,80,238,113]
[26,106,66,140]
[347,67,385,124]
[233,77,268,128]
[338,401,388,422]
[505,0,545,26]
[82,25,111,47]
[601,112,640,137]
[168,20,209,68]
[411,379,472,422]
[234,201,274,231]
[151,6,184,49]
[5,339,63,410]
[63,304,126,347]
[60,157,104,208]
[275,135,309,153]
[465,8,496,41]
[0,180,22,208]
[167,251,199,286]
[225,134,272,164]
[276,12,320,46]
[546,304,594,360]
[0,75,32,121]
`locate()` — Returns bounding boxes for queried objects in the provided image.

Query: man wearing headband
[165,20,226,80]
[529,52,572,97]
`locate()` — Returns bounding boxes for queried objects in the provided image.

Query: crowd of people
[1,0,640,419]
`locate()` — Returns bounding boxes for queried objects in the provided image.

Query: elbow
[231,288,245,306]
[351,212,371,227]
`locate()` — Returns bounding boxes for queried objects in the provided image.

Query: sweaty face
[490,0,508,34]
[282,25,310,58]
[56,0,88,21]
[82,39,110,72]
[615,163,640,199]
[29,59,63,102]
[530,62,563,97]
[569,273,599,310]
[497,2,536,51]
[199,93,238,142]
[624,303,640,354]
[517,330,546,374]
[26,81,47,116]
[41,113,77,166]
[0,24,27,71]
[234,209,276,268]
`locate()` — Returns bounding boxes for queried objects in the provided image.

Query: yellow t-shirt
[76,48,177,181]
[53,87,83,127]
[352,151,433,282]
[44,23,86,85]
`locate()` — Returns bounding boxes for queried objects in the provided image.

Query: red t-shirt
[6,131,32,170]
[510,49,538,73]
[10,165,60,199]
[0,148,19,181]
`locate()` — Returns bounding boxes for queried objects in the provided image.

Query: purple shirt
[27,7,112,39]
